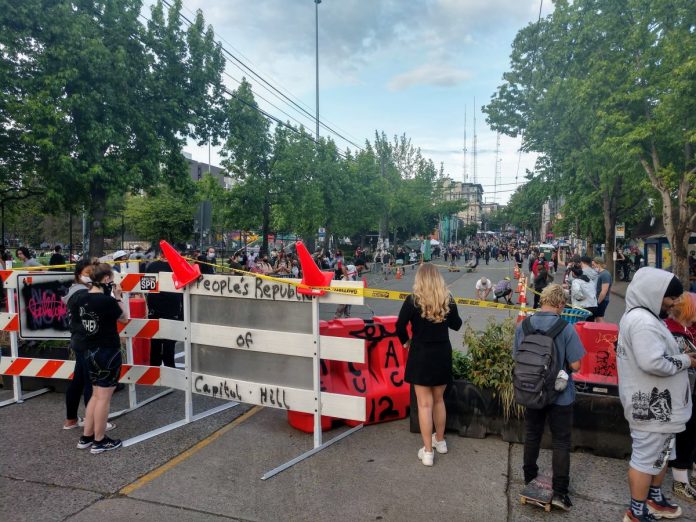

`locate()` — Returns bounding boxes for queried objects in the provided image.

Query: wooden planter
[410,379,631,459]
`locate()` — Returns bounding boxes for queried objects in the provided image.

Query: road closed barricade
[573,322,619,395]
[288,316,410,432]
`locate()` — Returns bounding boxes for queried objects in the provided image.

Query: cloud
[388,64,472,91]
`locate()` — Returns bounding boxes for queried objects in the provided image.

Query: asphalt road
[1,258,642,522]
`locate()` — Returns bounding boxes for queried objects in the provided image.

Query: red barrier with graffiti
[573,322,619,387]
[287,316,410,433]
[129,298,151,366]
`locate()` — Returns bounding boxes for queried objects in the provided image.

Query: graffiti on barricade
[20,280,70,331]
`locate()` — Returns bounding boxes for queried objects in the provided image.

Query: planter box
[410,379,631,459]
[1,342,72,393]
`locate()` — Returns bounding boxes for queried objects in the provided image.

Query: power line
[161,0,364,152]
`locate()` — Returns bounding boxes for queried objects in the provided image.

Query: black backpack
[513,317,567,409]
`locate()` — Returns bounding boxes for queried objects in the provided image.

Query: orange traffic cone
[517,282,528,324]
[362,275,368,288]
[160,240,201,289]
[295,241,334,296]
[396,268,402,280]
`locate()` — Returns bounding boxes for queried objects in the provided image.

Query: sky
[154,0,554,204]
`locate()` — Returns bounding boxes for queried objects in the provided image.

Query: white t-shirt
[476,278,492,290]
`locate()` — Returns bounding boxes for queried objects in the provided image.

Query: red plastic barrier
[573,322,619,387]
[287,316,411,433]
[129,297,151,366]
[287,321,335,433]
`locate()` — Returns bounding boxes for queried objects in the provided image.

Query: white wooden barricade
[1,266,367,472]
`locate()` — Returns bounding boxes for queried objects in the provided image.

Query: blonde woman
[396,263,462,466]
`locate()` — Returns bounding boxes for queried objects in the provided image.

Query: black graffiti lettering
[194,375,203,392]
[368,397,376,423]
[260,386,268,404]
[593,350,616,377]
[385,341,399,368]
[353,376,367,393]
[211,280,220,293]
[389,370,403,387]
[203,279,211,291]
[254,277,264,298]
[378,396,399,420]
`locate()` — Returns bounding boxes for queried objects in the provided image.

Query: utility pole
[472,97,478,185]
[315,0,321,141]
[462,106,468,183]
[493,131,501,204]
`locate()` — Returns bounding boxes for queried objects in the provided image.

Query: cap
[504,276,511,281]
[664,276,684,299]
[113,250,128,260]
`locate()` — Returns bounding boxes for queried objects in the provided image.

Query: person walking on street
[514,284,585,511]
[593,257,612,323]
[76,263,129,454]
[533,268,552,309]
[569,266,598,321]
[396,264,462,467]
[617,268,694,521]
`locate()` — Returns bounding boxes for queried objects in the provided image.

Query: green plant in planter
[451,349,471,380]
[463,317,523,420]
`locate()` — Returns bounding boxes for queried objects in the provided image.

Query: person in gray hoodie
[618,267,695,522]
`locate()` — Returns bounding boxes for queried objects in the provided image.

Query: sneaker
[77,435,94,449]
[431,434,448,454]
[63,417,82,430]
[623,510,658,522]
[90,436,122,454]
[551,493,572,511]
[646,496,682,519]
[417,447,434,466]
[673,481,696,503]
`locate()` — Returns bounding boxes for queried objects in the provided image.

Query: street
[0,258,646,522]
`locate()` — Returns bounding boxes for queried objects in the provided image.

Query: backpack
[513,317,568,409]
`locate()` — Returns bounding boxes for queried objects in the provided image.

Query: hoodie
[617,267,692,433]
[61,283,89,351]
[570,274,598,308]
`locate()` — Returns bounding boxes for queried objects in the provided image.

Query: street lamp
[314,0,321,141]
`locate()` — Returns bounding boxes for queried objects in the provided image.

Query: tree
[4,0,224,256]
[221,78,279,254]
[124,184,197,244]
[485,0,696,281]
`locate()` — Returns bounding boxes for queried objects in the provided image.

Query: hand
[403,340,410,350]
[688,353,696,369]
[113,284,123,299]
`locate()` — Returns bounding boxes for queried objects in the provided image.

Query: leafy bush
[462,317,522,420]
[451,349,471,380]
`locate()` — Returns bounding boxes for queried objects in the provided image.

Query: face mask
[207,252,215,259]
[99,282,114,294]
[80,275,91,284]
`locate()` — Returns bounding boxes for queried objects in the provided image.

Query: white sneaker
[431,434,448,454]
[417,447,434,466]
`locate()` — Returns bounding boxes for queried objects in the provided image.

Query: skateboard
[520,476,553,512]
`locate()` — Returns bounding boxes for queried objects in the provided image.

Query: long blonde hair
[412,263,450,323]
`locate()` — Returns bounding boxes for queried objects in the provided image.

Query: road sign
[615,224,625,239]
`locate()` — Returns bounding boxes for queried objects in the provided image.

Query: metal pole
[69,213,73,263]
[312,295,322,448]
[315,0,321,141]
[7,261,22,403]
[183,285,193,422]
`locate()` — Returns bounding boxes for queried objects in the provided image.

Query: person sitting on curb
[493,277,513,304]
[618,268,694,522]
[475,276,492,301]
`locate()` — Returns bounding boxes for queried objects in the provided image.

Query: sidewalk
[5,389,696,521]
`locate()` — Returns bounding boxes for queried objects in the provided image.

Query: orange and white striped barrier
[0,312,19,332]
[117,272,160,293]
[517,277,528,324]
[0,357,186,390]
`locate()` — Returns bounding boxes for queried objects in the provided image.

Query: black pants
[65,349,92,419]
[523,403,573,495]
[670,395,696,469]
[150,339,176,367]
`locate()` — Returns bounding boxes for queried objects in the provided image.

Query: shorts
[596,299,610,318]
[629,429,676,475]
[86,347,122,388]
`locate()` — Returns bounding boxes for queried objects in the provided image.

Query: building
[184,152,234,190]
[540,196,564,241]
[481,202,500,216]
[441,178,484,226]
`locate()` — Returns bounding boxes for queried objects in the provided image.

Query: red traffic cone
[362,276,368,288]
[160,240,201,289]
[295,241,334,296]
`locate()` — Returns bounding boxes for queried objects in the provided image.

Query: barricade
[129,297,150,365]
[573,322,619,395]
[288,316,410,432]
